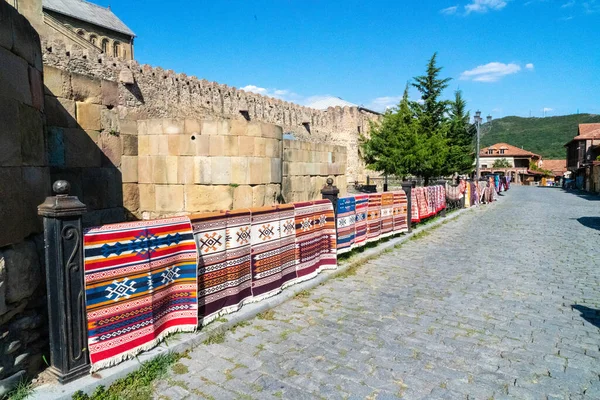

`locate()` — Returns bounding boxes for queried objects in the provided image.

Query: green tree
[411,53,451,183]
[492,158,511,168]
[361,85,421,178]
[445,90,475,175]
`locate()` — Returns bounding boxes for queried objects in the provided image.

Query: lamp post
[474,111,492,180]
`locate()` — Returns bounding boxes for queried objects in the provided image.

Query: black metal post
[437,179,447,217]
[401,181,413,233]
[38,180,90,383]
[383,174,388,192]
[321,177,340,218]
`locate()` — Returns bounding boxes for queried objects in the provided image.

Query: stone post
[321,177,340,218]
[38,180,90,384]
[437,179,447,217]
[401,181,413,233]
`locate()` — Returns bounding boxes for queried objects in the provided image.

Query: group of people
[454,173,510,206]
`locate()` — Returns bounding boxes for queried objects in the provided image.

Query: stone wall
[282,140,347,203]
[0,1,50,393]
[40,37,380,185]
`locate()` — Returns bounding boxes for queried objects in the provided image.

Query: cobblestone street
[154,186,600,399]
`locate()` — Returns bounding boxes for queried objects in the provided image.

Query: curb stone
[32,202,492,400]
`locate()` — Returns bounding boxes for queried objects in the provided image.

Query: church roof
[43,0,135,37]
[480,142,541,158]
[305,96,358,110]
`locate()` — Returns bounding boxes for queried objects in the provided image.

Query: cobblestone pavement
[154,187,600,399]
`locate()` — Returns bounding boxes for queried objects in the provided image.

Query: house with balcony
[478,143,543,184]
[565,123,600,192]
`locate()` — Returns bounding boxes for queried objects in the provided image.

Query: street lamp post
[474,111,492,180]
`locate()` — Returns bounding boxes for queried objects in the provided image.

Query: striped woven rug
[278,204,298,289]
[249,206,283,301]
[393,190,409,233]
[336,196,356,254]
[354,194,369,248]
[83,216,198,371]
[312,199,337,271]
[380,193,394,238]
[367,193,382,243]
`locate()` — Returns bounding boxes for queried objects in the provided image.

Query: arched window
[101,38,109,53]
[89,35,97,45]
[113,41,120,58]
[77,29,85,37]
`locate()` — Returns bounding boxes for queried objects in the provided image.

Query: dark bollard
[321,177,340,218]
[401,181,413,233]
[437,179,447,217]
[38,180,90,383]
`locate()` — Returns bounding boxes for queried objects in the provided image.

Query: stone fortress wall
[0,1,52,392]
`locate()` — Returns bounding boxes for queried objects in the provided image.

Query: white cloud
[241,85,300,102]
[460,62,521,82]
[543,107,553,112]
[366,96,403,112]
[440,5,459,14]
[465,0,507,14]
[561,0,575,7]
[583,0,600,13]
[525,63,535,70]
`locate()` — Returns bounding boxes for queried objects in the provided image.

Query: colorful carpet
[367,193,382,243]
[249,206,283,301]
[191,211,252,326]
[293,201,321,282]
[83,217,198,370]
[411,188,420,223]
[393,190,409,233]
[354,194,369,248]
[380,193,394,238]
[336,197,356,254]
[312,199,337,271]
[278,204,298,289]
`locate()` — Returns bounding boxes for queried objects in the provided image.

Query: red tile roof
[543,159,567,176]
[480,142,540,158]
[573,123,600,141]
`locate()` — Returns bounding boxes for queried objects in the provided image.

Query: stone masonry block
[211,157,231,184]
[185,185,233,212]
[138,184,156,211]
[252,185,265,207]
[0,2,14,50]
[43,65,70,98]
[138,136,150,156]
[121,156,138,183]
[264,184,280,206]
[177,157,194,184]
[155,185,183,212]
[28,65,43,111]
[233,185,253,209]
[150,156,178,184]
[76,102,102,130]
[21,166,50,233]
[238,136,255,157]
[120,119,138,135]
[149,135,169,156]
[122,183,139,212]
[230,119,248,136]
[271,158,281,183]
[230,157,249,185]
[209,136,225,156]
[193,157,211,184]
[137,120,147,135]
[71,73,101,103]
[224,135,238,156]
[101,80,119,107]
[146,119,163,135]
[265,139,280,158]
[100,131,123,167]
[163,119,184,135]
[168,135,180,156]
[0,96,21,166]
[247,122,261,137]
[3,240,42,304]
[249,157,265,185]
[0,46,31,106]
[11,10,39,67]
[184,119,201,134]
[260,122,283,140]
[63,128,102,168]
[218,119,231,136]
[122,134,138,156]
[253,137,267,157]
[100,108,119,133]
[202,120,218,136]
[0,168,26,246]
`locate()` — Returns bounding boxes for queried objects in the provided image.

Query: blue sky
[96,0,599,118]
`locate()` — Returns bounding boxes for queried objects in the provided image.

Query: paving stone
[152,187,600,399]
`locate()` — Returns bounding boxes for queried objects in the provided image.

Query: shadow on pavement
[561,189,600,201]
[572,305,600,329]
[576,217,600,231]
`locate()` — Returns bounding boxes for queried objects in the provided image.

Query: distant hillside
[480,114,600,159]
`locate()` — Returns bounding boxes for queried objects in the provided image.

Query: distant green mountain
[480,114,600,159]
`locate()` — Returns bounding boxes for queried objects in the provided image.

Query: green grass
[71,352,183,400]
[256,310,275,320]
[480,113,600,159]
[7,379,33,400]
[203,330,226,345]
